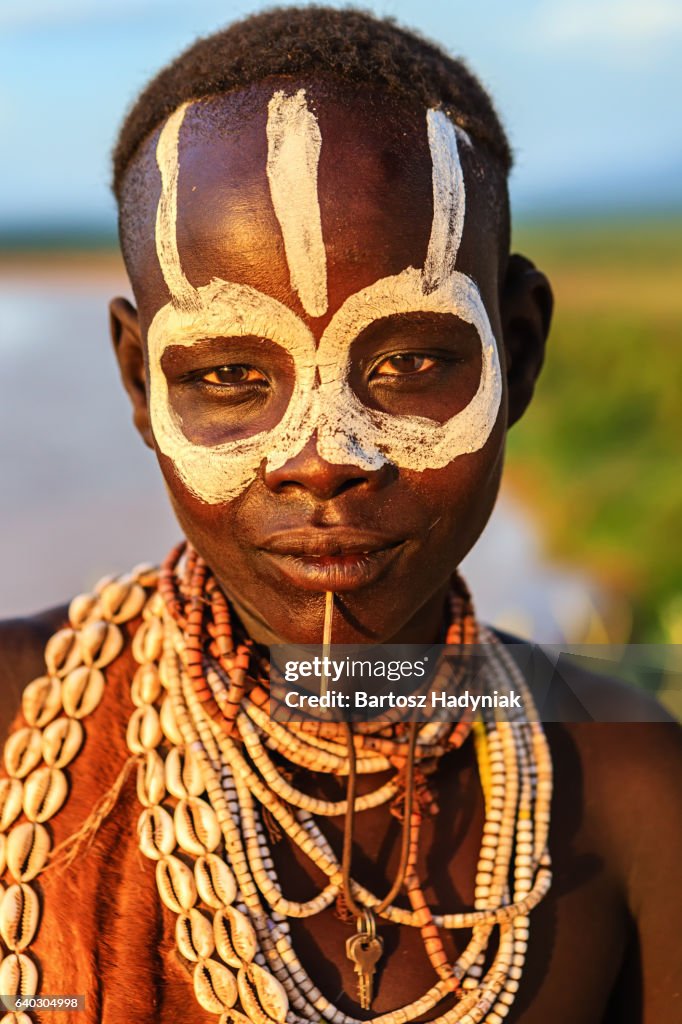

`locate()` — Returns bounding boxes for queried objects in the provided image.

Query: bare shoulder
[501,632,681,900]
[0,605,68,739]
[501,638,682,1017]
[558,712,681,873]
[547,656,681,853]
[557,683,682,1017]
[563,714,681,886]
[516,641,681,866]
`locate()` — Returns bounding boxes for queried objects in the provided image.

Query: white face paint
[266,90,328,318]
[147,91,502,503]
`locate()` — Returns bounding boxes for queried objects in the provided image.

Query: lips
[257,528,406,591]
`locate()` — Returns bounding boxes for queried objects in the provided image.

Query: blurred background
[1,0,680,649]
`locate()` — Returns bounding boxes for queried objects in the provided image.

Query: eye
[201,364,267,385]
[371,353,437,377]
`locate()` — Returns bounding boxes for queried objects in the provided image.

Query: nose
[262,433,393,500]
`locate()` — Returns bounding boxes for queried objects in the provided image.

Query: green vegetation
[508,215,682,641]
[3,216,678,642]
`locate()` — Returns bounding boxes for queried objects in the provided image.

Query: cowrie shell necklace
[0,550,552,1024]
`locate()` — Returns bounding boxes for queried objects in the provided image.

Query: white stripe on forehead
[149,100,500,505]
[422,110,469,295]
[266,90,329,319]
[155,101,201,315]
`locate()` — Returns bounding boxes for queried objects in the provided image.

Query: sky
[1,0,681,229]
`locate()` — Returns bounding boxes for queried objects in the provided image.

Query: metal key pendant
[346,932,383,1009]
[345,911,384,1010]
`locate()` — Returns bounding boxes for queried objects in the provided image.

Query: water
[0,269,598,640]
[0,269,179,615]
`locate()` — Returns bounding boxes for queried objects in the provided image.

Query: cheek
[144,284,320,505]
[407,410,506,560]
[156,450,250,557]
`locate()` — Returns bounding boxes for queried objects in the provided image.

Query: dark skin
[1,78,680,1022]
[110,80,548,649]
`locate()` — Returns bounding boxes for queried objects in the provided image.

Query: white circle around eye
[147,270,501,505]
[313,267,502,471]
[147,278,318,504]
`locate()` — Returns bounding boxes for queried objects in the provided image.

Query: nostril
[270,478,309,494]
[262,433,395,500]
[333,477,370,497]
[268,474,370,499]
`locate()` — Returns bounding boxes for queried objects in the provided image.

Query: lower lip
[260,547,403,591]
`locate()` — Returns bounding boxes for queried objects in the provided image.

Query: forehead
[126,78,497,329]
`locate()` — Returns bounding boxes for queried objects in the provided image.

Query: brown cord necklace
[342,717,419,1008]
[322,590,425,1009]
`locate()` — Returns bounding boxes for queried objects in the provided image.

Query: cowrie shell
[99,580,146,624]
[126,705,162,755]
[130,562,159,588]
[41,716,83,768]
[137,805,175,861]
[0,1011,33,1023]
[165,746,205,799]
[0,835,6,875]
[44,628,82,677]
[22,767,67,824]
[6,823,51,882]
[160,696,183,745]
[237,963,288,1024]
[61,666,105,719]
[79,621,123,669]
[195,854,237,909]
[136,751,166,808]
[219,1011,253,1024]
[131,664,162,707]
[0,952,38,998]
[175,798,221,857]
[0,780,24,832]
[176,908,215,962]
[132,618,164,664]
[193,958,237,1013]
[94,573,115,594]
[156,855,197,913]
[142,591,165,619]
[68,592,99,629]
[158,652,174,691]
[4,729,42,780]
[21,676,61,729]
[0,884,39,951]
[214,906,257,967]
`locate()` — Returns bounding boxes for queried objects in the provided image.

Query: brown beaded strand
[160,542,249,736]
[0,545,552,1024]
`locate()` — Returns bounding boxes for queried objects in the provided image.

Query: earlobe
[500,254,553,427]
[109,296,154,449]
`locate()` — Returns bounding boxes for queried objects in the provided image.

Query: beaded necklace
[0,546,552,1024]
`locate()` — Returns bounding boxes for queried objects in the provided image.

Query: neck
[217,578,453,647]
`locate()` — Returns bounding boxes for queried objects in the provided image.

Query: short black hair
[113,5,512,262]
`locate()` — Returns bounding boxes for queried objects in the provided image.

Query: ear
[109,296,154,449]
[500,254,553,427]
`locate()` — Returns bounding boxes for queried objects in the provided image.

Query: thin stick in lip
[320,590,334,698]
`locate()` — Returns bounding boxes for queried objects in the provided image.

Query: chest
[264,754,628,1023]
[36,742,628,1024]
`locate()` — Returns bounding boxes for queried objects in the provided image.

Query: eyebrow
[159,333,295,364]
[351,310,471,345]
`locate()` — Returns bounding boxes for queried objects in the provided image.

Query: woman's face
[115,79,511,645]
